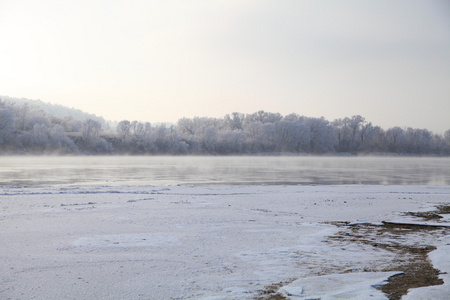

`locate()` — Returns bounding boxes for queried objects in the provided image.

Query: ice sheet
[279,272,402,299]
[1,185,449,299]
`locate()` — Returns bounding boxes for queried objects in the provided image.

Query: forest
[1,98,449,155]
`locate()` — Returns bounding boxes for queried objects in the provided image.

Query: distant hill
[0,96,109,127]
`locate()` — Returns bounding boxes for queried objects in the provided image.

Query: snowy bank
[0,185,449,299]
[279,272,402,299]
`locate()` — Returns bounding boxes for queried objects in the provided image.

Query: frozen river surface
[1,185,449,299]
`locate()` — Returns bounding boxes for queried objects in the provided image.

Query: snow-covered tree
[0,108,14,146]
[306,117,335,153]
[117,120,131,140]
[0,98,447,155]
[82,119,101,141]
[385,127,406,153]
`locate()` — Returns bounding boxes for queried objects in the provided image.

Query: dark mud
[255,281,290,300]
[328,206,449,300]
[404,205,450,222]
[255,205,449,300]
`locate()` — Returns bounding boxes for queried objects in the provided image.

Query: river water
[0,156,449,186]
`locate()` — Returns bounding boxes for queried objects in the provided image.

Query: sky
[1,0,449,133]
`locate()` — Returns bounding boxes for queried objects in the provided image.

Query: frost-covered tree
[404,128,433,154]
[224,112,244,131]
[130,121,145,140]
[216,130,245,154]
[0,98,447,155]
[0,108,14,146]
[306,117,335,153]
[275,120,310,152]
[82,119,101,141]
[443,130,450,154]
[117,120,131,141]
[333,115,366,152]
[245,110,282,125]
[49,124,77,152]
[385,127,406,153]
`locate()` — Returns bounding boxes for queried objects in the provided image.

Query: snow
[0,185,449,299]
[279,272,402,299]
[403,234,450,300]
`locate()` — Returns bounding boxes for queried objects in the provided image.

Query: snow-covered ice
[0,185,449,299]
[279,272,402,299]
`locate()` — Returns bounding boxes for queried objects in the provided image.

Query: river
[0,156,449,186]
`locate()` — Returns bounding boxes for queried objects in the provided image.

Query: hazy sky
[1,0,449,133]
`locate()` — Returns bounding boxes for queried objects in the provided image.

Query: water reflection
[0,156,449,186]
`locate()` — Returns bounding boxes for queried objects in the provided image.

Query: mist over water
[1,156,449,186]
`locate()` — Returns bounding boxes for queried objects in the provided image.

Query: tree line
[1,100,449,155]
